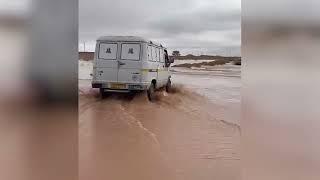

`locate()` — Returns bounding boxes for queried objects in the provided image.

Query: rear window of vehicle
[98,43,117,60]
[121,43,141,60]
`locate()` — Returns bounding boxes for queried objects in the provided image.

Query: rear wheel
[147,83,156,102]
[166,78,172,93]
[100,88,109,98]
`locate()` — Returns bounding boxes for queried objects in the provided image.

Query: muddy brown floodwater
[79,85,240,180]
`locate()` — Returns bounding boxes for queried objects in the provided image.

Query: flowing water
[79,63,241,180]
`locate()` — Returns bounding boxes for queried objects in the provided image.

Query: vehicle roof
[97,36,164,47]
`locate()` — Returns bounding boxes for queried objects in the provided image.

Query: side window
[121,43,141,60]
[152,46,158,62]
[99,43,117,60]
[157,48,160,62]
[147,45,152,61]
[159,48,164,63]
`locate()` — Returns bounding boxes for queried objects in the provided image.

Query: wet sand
[79,86,240,180]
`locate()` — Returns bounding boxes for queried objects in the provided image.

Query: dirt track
[79,86,240,180]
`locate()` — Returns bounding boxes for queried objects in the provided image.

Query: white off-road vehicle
[91,36,174,101]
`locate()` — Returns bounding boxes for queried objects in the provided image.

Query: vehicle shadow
[100,91,145,102]
[97,84,186,103]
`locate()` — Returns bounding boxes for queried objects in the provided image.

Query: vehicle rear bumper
[92,81,150,91]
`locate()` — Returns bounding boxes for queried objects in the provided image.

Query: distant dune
[172,55,241,68]
[171,55,241,61]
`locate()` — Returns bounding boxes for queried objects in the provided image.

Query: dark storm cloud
[79,0,241,55]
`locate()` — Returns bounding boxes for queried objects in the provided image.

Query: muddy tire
[166,78,172,93]
[100,88,109,98]
[147,83,156,102]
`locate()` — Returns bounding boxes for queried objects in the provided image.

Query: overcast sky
[79,0,241,56]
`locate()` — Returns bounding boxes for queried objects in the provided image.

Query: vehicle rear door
[117,43,142,83]
[94,42,118,82]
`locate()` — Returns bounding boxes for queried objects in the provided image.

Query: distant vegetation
[172,50,181,56]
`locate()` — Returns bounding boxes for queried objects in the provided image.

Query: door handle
[118,62,126,65]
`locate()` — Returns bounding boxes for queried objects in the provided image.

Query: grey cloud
[79,0,241,56]
[147,10,241,35]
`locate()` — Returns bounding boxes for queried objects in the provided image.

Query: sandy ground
[171,59,216,66]
[79,61,241,180]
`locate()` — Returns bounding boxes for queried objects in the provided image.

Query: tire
[147,83,156,102]
[166,78,172,93]
[100,88,108,98]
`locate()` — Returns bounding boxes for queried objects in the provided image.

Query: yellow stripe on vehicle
[141,69,158,72]
[141,69,168,73]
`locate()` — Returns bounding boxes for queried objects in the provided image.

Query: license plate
[110,83,126,89]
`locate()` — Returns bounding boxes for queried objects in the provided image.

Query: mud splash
[79,85,241,180]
